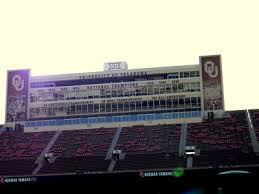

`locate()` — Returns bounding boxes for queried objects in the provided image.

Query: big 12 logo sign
[108,62,122,70]
[104,61,127,71]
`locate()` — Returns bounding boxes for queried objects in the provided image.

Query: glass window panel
[179,98,184,108]
[88,104,93,113]
[173,99,179,108]
[142,101,147,110]
[123,102,129,111]
[160,99,166,108]
[106,103,111,112]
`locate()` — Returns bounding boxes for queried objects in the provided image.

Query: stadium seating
[39,156,110,174]
[114,153,184,171]
[192,150,258,168]
[0,130,54,175]
[1,111,259,175]
[48,128,116,157]
[115,124,181,154]
[113,124,182,170]
[0,159,37,175]
[187,111,254,167]
[249,110,259,141]
[39,128,116,174]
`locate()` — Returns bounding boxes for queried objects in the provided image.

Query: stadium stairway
[32,129,62,175]
[178,123,187,156]
[246,110,259,153]
[108,159,117,172]
[106,127,123,172]
[105,127,123,160]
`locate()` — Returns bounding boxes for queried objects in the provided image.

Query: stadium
[1,55,259,193]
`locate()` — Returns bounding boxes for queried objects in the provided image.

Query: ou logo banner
[204,60,219,78]
[12,74,24,91]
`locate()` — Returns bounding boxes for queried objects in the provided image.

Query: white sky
[1,0,259,124]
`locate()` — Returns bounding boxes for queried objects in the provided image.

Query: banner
[200,55,224,111]
[6,70,30,122]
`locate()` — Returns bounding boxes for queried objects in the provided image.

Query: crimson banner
[200,55,224,111]
[6,70,30,122]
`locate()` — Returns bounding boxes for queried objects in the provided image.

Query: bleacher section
[191,150,258,168]
[39,156,110,174]
[39,128,116,174]
[249,110,259,142]
[115,153,184,171]
[116,124,181,153]
[0,131,54,175]
[1,110,259,176]
[187,111,256,167]
[114,124,182,170]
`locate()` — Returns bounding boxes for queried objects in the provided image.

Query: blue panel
[56,119,64,125]
[138,114,143,121]
[88,118,93,124]
[49,120,55,126]
[36,121,40,127]
[106,116,112,123]
[43,121,48,126]
[164,113,171,119]
[80,118,88,124]
[125,115,130,122]
[155,114,161,120]
[97,117,101,123]
[130,115,137,121]
[67,120,71,125]
[72,119,80,124]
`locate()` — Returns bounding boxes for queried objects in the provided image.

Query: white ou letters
[12,75,24,91]
[204,61,219,78]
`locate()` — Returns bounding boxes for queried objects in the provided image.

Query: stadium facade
[5,55,224,132]
[2,54,259,192]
